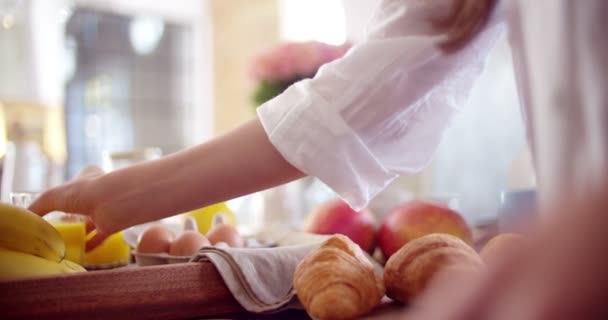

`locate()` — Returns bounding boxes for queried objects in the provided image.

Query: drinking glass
[9,191,40,208]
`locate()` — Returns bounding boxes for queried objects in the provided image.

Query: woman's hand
[29,165,114,250]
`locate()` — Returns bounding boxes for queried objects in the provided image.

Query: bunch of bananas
[0,203,86,281]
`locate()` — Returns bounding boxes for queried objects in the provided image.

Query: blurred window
[279,0,346,45]
[64,5,207,178]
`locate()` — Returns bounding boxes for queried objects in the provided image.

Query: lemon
[84,231,130,266]
[183,202,236,235]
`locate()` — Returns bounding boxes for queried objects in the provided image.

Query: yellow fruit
[51,220,86,264]
[0,203,66,262]
[60,258,87,273]
[182,202,236,235]
[0,247,85,281]
[85,231,130,266]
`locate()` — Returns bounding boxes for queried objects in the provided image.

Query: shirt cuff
[257,80,398,210]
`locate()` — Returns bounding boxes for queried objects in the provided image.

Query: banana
[60,258,87,273]
[0,203,66,262]
[0,247,85,281]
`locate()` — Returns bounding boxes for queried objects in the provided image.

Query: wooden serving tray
[0,262,245,320]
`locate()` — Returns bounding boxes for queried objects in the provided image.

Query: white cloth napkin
[191,229,387,315]
[190,243,321,313]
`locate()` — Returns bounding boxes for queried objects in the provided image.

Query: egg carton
[132,251,191,266]
[132,238,275,266]
[124,215,277,267]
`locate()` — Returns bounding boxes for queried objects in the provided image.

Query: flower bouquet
[249,41,352,107]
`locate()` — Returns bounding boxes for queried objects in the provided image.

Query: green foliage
[252,77,307,108]
[253,81,286,107]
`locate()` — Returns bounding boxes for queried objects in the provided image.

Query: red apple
[304,199,376,253]
[377,200,472,259]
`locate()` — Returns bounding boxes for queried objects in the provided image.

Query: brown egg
[207,224,244,248]
[169,231,211,257]
[137,224,175,254]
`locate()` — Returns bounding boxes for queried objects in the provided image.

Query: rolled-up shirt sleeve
[257,0,505,210]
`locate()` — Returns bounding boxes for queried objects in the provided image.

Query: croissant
[384,233,483,304]
[293,235,385,320]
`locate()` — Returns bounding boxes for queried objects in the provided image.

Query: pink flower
[248,41,352,82]
[249,53,281,81]
[289,42,325,77]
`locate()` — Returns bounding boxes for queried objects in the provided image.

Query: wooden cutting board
[0,262,244,319]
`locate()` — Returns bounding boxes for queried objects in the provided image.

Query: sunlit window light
[2,14,14,29]
[279,0,346,45]
[129,15,165,55]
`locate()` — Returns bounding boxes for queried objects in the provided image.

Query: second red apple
[304,199,376,253]
[377,200,473,259]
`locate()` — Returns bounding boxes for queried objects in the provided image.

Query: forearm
[93,118,305,230]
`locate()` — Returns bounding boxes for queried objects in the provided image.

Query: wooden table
[0,260,416,319]
[0,263,419,319]
[0,262,247,319]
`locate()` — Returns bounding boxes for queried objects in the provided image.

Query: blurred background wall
[210,0,279,136]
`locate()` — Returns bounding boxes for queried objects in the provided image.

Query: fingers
[28,164,103,217]
[31,190,109,252]
[28,188,60,217]
[85,217,96,234]
[85,230,109,252]
[28,184,81,217]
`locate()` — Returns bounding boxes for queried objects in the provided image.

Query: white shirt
[258,0,608,210]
